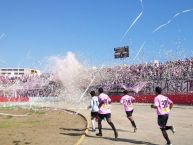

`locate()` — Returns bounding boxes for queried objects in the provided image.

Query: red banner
[0,97,29,102]
[110,94,193,105]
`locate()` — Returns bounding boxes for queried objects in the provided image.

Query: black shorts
[98,113,111,120]
[126,110,133,117]
[91,112,98,118]
[158,114,168,128]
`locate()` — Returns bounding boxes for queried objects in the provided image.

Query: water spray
[120,12,143,42]
[132,41,146,64]
[76,65,104,114]
[153,8,193,33]
[120,0,144,41]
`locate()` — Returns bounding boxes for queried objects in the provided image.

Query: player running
[151,86,175,145]
[120,90,137,132]
[88,90,99,132]
[96,87,118,138]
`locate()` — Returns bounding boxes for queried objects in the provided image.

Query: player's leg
[95,112,99,122]
[126,111,137,132]
[106,114,118,138]
[128,116,137,132]
[164,115,175,133]
[96,114,102,136]
[158,115,172,144]
[91,113,96,131]
[161,127,171,145]
[165,125,175,133]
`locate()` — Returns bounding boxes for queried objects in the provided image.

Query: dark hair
[90,91,96,96]
[123,90,128,95]
[155,87,162,94]
[98,87,103,93]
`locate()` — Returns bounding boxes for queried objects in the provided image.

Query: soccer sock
[98,121,102,134]
[131,120,137,128]
[161,130,171,144]
[108,122,117,133]
[91,120,95,130]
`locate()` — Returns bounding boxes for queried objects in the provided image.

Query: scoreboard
[114,46,129,59]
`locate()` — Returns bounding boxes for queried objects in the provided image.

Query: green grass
[26,120,41,125]
[0,109,45,129]
[0,106,16,110]
[28,109,45,116]
[0,107,46,116]
[0,119,42,128]
[0,121,12,128]
[33,110,45,115]
[0,107,46,129]
[6,115,13,119]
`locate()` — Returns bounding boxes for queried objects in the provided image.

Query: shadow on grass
[13,140,31,145]
[102,127,133,133]
[13,140,21,145]
[60,132,84,136]
[85,134,159,145]
[59,127,86,137]
[87,127,132,133]
[59,128,86,131]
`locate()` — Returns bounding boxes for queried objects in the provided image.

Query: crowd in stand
[1,58,193,97]
[0,74,61,97]
[97,58,193,86]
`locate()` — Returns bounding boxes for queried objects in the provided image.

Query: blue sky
[0,0,193,69]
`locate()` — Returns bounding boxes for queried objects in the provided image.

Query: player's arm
[132,96,135,103]
[168,98,173,110]
[120,98,123,104]
[169,102,173,110]
[87,106,91,109]
[96,99,99,107]
[87,100,92,109]
[90,99,94,108]
[98,97,104,107]
[108,97,112,104]
[150,104,157,109]
[151,98,158,109]
[98,101,104,108]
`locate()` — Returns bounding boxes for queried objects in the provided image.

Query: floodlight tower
[112,46,129,89]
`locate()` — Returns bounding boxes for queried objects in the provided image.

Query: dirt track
[0,108,86,145]
[0,103,192,145]
[80,103,193,145]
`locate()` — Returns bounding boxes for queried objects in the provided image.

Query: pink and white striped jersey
[154,94,173,115]
[98,93,111,114]
[120,95,135,112]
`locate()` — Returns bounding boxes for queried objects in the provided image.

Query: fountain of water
[0,51,95,111]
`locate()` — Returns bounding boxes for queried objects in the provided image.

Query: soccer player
[120,90,137,132]
[88,90,99,132]
[96,87,118,138]
[151,86,175,145]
